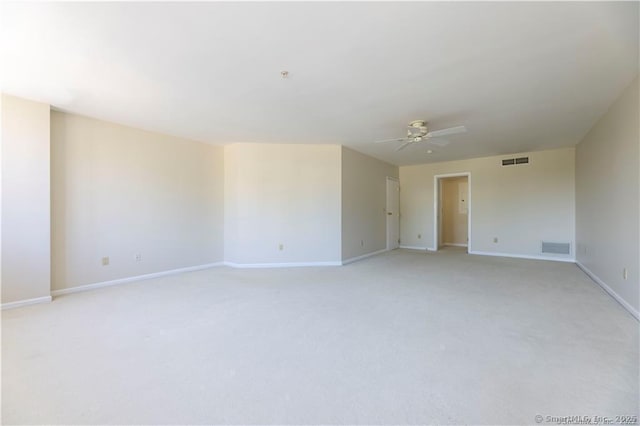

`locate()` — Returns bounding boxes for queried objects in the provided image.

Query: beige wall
[576,76,639,316]
[400,147,575,260]
[4,92,612,306]
[1,94,51,304]
[51,112,224,291]
[224,143,341,265]
[441,176,468,246]
[341,147,399,261]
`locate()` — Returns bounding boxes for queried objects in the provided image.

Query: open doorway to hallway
[434,173,470,252]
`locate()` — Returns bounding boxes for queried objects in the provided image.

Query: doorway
[386,177,400,250]
[434,173,471,252]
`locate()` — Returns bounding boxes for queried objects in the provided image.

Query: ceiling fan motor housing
[408,120,428,137]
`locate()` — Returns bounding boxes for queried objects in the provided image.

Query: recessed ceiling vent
[541,241,571,255]
[502,157,529,166]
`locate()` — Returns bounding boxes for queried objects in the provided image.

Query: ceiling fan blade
[426,125,467,138]
[395,141,413,151]
[429,138,450,147]
[374,137,410,144]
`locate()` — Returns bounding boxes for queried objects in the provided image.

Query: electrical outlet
[623,268,628,280]
[493,237,498,243]
[135,253,142,262]
[101,256,109,266]
[418,234,422,239]
[279,243,284,251]
[360,240,364,247]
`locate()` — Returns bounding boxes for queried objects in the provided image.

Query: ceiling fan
[375,120,467,151]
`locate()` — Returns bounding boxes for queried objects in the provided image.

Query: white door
[386,178,400,250]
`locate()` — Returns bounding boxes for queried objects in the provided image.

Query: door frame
[433,172,471,252]
[386,176,400,250]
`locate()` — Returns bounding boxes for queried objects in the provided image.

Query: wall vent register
[541,241,571,255]
[502,157,529,166]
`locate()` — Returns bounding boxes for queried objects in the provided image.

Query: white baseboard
[1,295,52,310]
[443,243,468,247]
[224,261,342,269]
[576,261,639,321]
[51,262,224,297]
[469,250,575,263]
[342,248,388,265]
[399,245,428,251]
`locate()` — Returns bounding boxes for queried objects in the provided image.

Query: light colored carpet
[2,248,638,424]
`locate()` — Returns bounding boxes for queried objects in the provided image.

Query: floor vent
[541,241,570,255]
[502,156,529,166]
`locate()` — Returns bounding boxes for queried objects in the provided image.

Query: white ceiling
[1,2,638,166]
